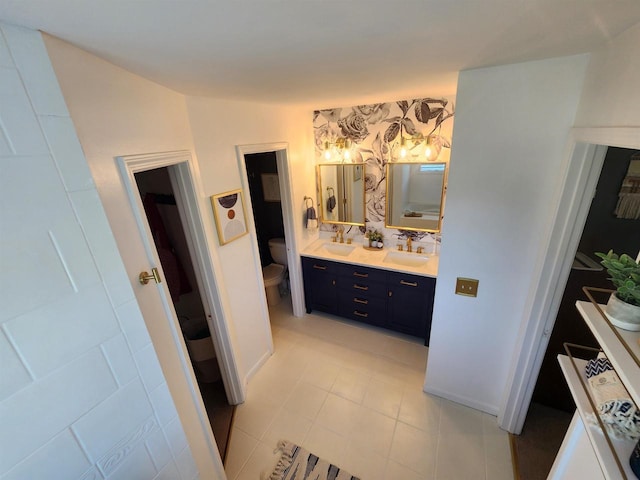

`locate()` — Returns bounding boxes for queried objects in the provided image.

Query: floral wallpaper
[313,97,455,248]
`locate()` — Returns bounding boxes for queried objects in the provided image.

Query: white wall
[575,23,640,128]
[185,97,317,378]
[43,35,229,478]
[0,23,198,480]
[424,54,589,413]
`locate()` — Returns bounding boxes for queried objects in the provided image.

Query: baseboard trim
[244,348,273,384]
[423,384,499,415]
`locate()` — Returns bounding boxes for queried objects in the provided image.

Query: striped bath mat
[268,440,360,480]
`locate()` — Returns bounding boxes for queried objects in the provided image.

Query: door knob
[139,267,162,285]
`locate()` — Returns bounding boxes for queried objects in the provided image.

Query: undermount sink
[383,250,430,267]
[316,242,356,257]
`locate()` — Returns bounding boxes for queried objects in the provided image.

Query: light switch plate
[456,277,479,297]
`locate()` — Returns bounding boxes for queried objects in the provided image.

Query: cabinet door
[302,257,338,314]
[387,272,435,344]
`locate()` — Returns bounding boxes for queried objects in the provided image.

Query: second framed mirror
[317,163,365,226]
[385,162,446,232]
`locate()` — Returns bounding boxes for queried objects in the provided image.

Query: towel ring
[326,187,335,195]
[304,196,314,208]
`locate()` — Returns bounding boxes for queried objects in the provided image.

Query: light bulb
[399,137,407,158]
[424,144,433,159]
[323,141,332,160]
[343,149,351,160]
[424,136,441,161]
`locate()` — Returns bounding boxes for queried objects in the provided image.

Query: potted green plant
[595,250,640,331]
[365,229,383,248]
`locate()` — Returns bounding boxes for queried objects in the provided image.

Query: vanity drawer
[338,293,386,326]
[338,264,387,284]
[340,277,387,298]
[305,258,339,273]
[387,271,432,290]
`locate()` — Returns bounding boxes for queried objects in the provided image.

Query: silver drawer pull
[400,280,418,287]
[353,284,369,291]
[313,265,327,270]
[354,311,369,318]
[353,272,369,278]
[353,298,368,305]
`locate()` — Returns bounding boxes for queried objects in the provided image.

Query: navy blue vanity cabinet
[301,256,435,345]
[301,257,339,315]
[337,264,387,327]
[387,271,436,344]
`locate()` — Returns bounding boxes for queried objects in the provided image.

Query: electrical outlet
[456,277,479,297]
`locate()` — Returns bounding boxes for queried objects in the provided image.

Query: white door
[117,150,242,479]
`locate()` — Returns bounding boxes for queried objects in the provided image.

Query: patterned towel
[268,441,359,480]
[585,353,640,440]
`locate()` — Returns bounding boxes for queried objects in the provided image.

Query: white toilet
[263,237,287,306]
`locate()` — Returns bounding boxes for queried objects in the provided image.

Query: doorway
[235,143,305,319]
[510,147,640,479]
[117,150,243,478]
[243,152,291,310]
[134,166,235,461]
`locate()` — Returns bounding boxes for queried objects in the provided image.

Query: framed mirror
[385,162,446,232]
[317,164,365,226]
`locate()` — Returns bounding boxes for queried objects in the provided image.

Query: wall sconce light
[323,137,352,161]
[393,133,442,161]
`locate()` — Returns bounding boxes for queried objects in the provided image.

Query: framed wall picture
[261,173,281,202]
[210,189,249,245]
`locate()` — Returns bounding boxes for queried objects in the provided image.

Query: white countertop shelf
[576,300,640,406]
[558,354,636,479]
[300,239,439,278]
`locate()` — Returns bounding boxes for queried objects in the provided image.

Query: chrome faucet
[406,237,412,252]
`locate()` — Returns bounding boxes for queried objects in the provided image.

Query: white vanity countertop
[300,238,439,278]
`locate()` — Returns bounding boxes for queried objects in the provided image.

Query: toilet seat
[263,263,285,286]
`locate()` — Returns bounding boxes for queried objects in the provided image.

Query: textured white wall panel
[0,349,117,474]
[0,329,31,401]
[70,188,133,307]
[5,285,120,377]
[1,24,69,116]
[2,430,91,480]
[101,333,138,386]
[0,69,49,155]
[0,21,198,479]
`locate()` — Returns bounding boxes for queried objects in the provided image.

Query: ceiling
[1,1,639,108]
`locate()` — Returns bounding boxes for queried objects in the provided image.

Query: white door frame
[499,127,640,433]
[236,143,306,318]
[117,150,244,477]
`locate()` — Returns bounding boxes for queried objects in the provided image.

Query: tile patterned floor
[224,297,513,480]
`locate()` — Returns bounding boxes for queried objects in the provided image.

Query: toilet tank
[268,238,288,266]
